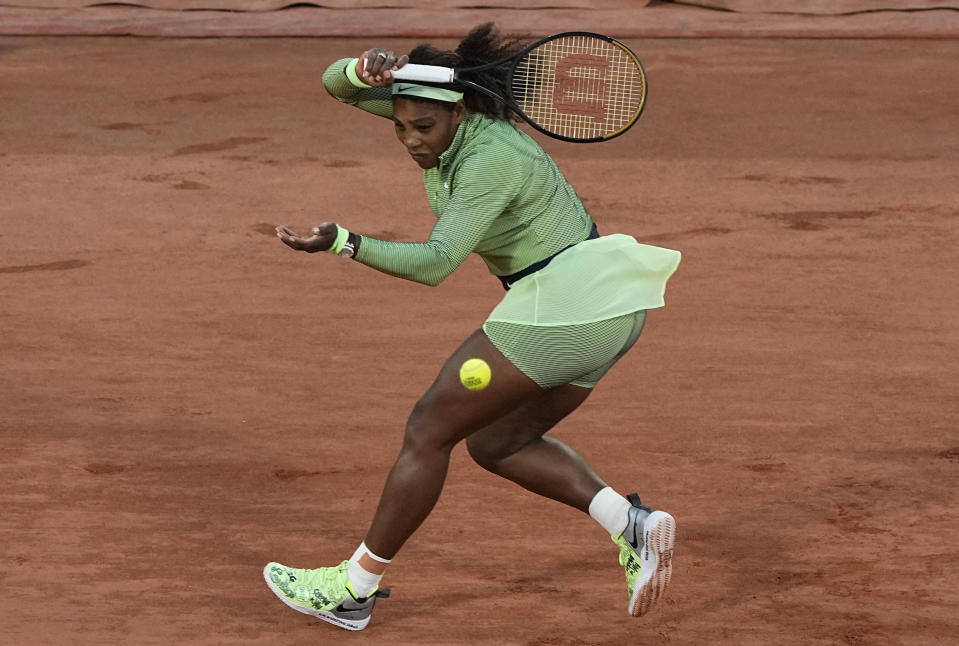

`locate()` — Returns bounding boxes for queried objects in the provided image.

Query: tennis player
[265,23,682,631]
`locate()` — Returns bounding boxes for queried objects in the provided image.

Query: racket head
[506,32,648,143]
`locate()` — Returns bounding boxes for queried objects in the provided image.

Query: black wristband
[346,232,362,259]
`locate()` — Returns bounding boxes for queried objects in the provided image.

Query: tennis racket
[392,31,648,143]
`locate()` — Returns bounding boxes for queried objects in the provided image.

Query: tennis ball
[459,358,491,391]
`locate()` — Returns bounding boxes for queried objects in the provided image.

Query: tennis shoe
[612,493,675,617]
[263,560,389,631]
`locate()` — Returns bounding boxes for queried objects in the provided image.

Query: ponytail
[407,22,528,120]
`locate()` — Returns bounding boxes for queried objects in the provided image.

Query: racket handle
[392,64,455,84]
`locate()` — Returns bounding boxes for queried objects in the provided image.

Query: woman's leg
[465,383,605,513]
[465,310,649,512]
[362,327,544,560]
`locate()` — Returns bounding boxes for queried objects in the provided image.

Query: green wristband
[327,225,350,255]
[345,58,372,89]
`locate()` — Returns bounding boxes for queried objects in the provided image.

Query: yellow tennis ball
[459,358,491,391]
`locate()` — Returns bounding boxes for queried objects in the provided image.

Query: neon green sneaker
[263,560,389,631]
[613,493,675,617]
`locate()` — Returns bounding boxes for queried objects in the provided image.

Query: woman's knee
[401,396,456,455]
[466,433,515,473]
[465,435,496,471]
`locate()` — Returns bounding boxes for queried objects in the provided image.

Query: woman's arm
[277,154,523,285]
[355,152,524,286]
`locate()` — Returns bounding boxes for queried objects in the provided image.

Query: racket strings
[512,35,646,141]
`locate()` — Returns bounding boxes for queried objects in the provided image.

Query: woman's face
[392,97,466,169]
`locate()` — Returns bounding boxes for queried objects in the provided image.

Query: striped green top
[322,58,594,286]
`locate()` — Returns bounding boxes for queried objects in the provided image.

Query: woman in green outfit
[265,23,681,631]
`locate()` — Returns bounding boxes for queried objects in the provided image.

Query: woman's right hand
[275,223,338,253]
[357,49,409,87]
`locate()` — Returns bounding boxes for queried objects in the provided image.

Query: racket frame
[392,31,648,143]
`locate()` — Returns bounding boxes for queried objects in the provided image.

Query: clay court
[1,2,958,644]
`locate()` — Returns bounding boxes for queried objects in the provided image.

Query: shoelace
[322,562,350,589]
[294,562,350,609]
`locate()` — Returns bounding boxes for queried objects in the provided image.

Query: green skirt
[482,235,680,388]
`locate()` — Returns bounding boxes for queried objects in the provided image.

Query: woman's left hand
[358,48,409,86]
[275,223,338,253]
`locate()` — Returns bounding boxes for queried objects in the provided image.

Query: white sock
[588,486,632,538]
[347,542,390,598]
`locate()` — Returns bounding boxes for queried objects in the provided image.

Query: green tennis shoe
[613,493,675,617]
[263,560,389,631]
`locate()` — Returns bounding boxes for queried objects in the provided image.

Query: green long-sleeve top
[322,58,594,286]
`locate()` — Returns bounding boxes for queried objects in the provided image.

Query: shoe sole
[629,510,675,617]
[262,564,371,631]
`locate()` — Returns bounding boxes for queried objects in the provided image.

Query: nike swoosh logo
[625,507,642,549]
[335,600,371,612]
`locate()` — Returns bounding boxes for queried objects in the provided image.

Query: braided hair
[406,22,528,120]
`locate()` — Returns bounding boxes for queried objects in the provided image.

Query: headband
[392,82,464,104]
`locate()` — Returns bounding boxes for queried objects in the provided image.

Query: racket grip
[392,64,455,84]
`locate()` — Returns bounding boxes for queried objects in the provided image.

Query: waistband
[498,222,600,291]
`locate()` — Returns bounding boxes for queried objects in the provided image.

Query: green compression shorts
[483,310,647,389]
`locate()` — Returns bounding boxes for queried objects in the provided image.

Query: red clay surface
[1,36,957,645]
